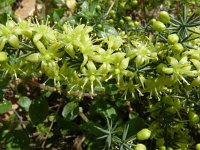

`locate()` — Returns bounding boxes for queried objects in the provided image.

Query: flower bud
[136,128,151,140]
[196,143,200,150]
[158,11,170,24]
[0,52,8,62]
[172,43,184,54]
[26,53,40,63]
[87,61,96,73]
[134,144,146,150]
[8,34,19,48]
[189,111,199,124]
[152,21,166,32]
[168,34,179,44]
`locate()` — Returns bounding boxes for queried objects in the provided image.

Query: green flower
[162,56,196,84]
[127,41,157,66]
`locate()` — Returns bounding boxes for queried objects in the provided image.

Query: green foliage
[62,101,79,120]
[0,0,15,24]
[4,129,30,149]
[0,0,200,149]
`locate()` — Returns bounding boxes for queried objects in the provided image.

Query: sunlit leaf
[18,96,31,111]
[62,101,79,120]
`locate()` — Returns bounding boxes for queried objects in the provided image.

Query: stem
[104,0,116,18]
[79,107,89,122]
[41,101,61,148]
[20,42,35,50]
[13,109,26,130]
[141,0,146,19]
[21,77,100,97]
[13,109,31,138]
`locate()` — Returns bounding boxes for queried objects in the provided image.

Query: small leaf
[104,107,117,119]
[0,99,12,114]
[62,101,79,120]
[18,96,31,111]
[8,34,19,48]
[29,98,49,124]
[52,8,66,22]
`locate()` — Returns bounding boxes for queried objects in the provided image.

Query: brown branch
[20,78,100,97]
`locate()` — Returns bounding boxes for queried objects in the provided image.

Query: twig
[13,109,26,130]
[13,109,31,138]
[21,78,100,97]
[141,0,146,18]
[104,0,116,18]
[79,107,89,122]
[41,101,61,148]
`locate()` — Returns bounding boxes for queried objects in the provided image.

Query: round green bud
[152,21,166,32]
[0,52,8,62]
[134,144,146,150]
[136,128,151,140]
[172,43,184,54]
[158,11,170,24]
[168,34,179,44]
